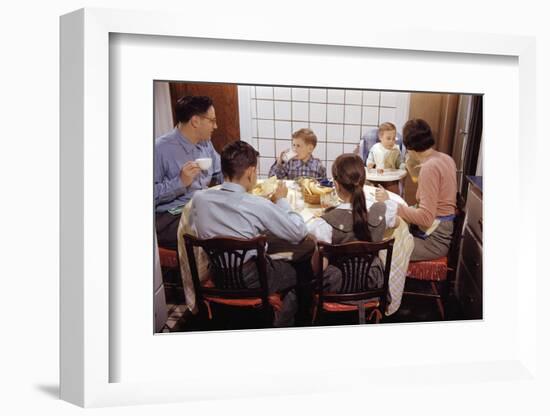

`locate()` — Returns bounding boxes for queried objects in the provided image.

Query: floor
[160,279,467,333]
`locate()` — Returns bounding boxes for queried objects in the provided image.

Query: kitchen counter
[466,175,482,193]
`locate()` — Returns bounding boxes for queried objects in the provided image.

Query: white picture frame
[60,7,541,408]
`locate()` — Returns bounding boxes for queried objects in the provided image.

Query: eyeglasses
[200,116,217,124]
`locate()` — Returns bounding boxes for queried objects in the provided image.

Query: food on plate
[251,176,279,197]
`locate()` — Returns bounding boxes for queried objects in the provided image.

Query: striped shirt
[268,157,327,180]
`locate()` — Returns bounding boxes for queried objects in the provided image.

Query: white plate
[365,168,408,182]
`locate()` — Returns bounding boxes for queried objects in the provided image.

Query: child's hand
[367,163,374,169]
[375,185,389,202]
[271,180,288,202]
[277,149,289,165]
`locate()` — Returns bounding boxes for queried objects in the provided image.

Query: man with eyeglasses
[155,95,223,249]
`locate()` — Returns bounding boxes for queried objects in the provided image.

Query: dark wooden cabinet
[455,177,483,319]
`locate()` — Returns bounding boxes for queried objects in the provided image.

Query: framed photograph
[60,7,539,408]
[153,80,482,330]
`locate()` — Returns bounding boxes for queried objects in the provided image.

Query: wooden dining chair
[183,234,283,328]
[312,238,394,325]
[403,207,466,320]
[157,246,185,304]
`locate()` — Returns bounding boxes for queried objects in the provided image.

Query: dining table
[176,179,414,317]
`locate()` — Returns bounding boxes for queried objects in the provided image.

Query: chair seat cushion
[202,279,283,311]
[407,256,448,281]
[158,247,178,269]
[313,294,379,312]
[322,300,379,312]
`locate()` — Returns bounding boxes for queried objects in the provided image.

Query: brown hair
[402,119,435,151]
[174,95,213,124]
[221,141,259,180]
[378,122,397,136]
[292,128,317,147]
[331,154,371,241]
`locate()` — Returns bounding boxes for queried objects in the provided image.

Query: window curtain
[154,81,174,139]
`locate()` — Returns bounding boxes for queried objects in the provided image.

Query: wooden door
[408,92,459,153]
[404,92,460,205]
[168,82,240,153]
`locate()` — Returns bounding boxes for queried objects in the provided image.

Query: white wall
[239,85,409,177]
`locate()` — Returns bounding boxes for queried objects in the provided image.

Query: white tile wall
[326,161,334,177]
[292,102,309,121]
[258,138,275,156]
[292,121,309,131]
[379,107,397,125]
[328,89,345,103]
[309,103,327,123]
[273,87,291,100]
[343,143,358,153]
[380,91,398,107]
[344,105,362,124]
[327,104,344,123]
[274,101,291,120]
[363,91,380,106]
[255,86,273,100]
[327,124,344,141]
[292,88,309,101]
[257,119,275,138]
[326,142,343,159]
[343,125,361,143]
[313,142,326,159]
[256,100,274,119]
[362,106,379,125]
[309,122,327,140]
[248,86,408,177]
[274,120,292,139]
[260,157,275,175]
[345,90,362,105]
[361,125,376,137]
[309,88,327,103]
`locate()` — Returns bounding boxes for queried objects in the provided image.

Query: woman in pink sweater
[376,119,457,261]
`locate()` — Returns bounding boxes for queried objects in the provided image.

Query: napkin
[384,148,402,169]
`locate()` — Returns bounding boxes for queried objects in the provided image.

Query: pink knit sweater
[398,151,457,228]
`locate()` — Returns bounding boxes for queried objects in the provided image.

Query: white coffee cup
[196,157,212,170]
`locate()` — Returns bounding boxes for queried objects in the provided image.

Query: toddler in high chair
[366,122,406,194]
[366,122,405,172]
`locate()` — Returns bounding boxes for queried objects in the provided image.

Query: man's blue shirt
[154,128,222,212]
